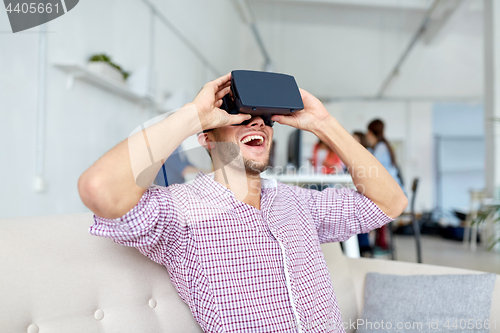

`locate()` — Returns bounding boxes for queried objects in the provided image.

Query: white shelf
[54,63,156,106]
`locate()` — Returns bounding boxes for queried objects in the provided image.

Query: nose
[246,116,265,128]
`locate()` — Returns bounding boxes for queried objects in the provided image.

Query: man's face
[208,116,273,175]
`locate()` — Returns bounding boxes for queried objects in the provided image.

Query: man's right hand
[187,72,251,131]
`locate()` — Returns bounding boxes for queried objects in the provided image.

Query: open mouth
[240,134,265,147]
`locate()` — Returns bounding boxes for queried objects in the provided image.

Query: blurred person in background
[311,139,343,174]
[352,131,368,149]
[367,119,405,252]
[366,120,403,188]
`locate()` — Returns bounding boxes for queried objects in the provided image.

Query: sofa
[1,212,499,332]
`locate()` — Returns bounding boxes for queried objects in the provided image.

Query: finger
[222,81,232,91]
[271,114,298,128]
[214,81,231,97]
[212,72,232,89]
[215,85,232,101]
[215,99,223,108]
[299,88,321,105]
[204,77,231,98]
[226,113,252,125]
[218,80,234,97]
[299,88,311,102]
[200,76,228,96]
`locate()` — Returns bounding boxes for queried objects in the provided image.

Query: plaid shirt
[90,172,392,332]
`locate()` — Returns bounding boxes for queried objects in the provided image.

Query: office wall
[0,0,263,218]
[433,102,485,224]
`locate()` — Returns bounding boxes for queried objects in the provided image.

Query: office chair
[411,178,422,263]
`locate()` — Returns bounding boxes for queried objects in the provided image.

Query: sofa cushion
[321,243,359,333]
[0,213,202,333]
[357,272,497,332]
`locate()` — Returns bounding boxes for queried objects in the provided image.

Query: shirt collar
[261,177,277,189]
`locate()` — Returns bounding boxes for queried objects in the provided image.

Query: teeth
[241,135,264,145]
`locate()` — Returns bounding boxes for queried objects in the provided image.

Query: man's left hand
[271,88,331,133]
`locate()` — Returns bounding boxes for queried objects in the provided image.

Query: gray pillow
[357,273,497,333]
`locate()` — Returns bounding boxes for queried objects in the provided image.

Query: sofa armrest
[346,257,500,332]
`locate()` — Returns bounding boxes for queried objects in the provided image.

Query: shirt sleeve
[292,185,394,243]
[88,185,188,266]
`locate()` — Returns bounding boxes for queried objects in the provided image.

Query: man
[78,73,407,332]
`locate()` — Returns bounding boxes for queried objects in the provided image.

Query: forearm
[313,116,407,218]
[78,104,202,219]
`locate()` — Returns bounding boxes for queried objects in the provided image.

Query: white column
[484,0,500,199]
[484,0,500,252]
[342,237,360,258]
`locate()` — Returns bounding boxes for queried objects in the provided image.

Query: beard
[211,129,270,176]
[243,156,270,175]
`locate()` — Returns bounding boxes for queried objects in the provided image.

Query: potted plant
[87,53,131,83]
[471,117,500,250]
[472,204,500,250]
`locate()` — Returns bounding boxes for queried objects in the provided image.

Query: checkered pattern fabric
[90,172,393,332]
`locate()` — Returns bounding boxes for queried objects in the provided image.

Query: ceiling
[245,0,484,100]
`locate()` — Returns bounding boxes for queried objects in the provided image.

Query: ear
[197,132,215,150]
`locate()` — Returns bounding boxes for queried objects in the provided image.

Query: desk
[262,172,360,258]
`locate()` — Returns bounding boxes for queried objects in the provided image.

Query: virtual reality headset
[203,70,303,132]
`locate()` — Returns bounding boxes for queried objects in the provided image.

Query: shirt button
[149,298,157,309]
[27,324,39,333]
[94,309,104,320]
